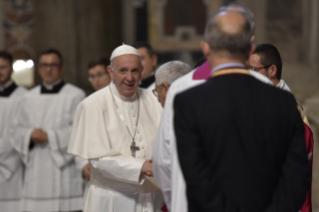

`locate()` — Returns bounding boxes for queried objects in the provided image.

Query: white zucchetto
[110,44,141,61]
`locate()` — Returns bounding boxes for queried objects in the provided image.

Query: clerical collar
[211,62,246,74]
[110,81,137,102]
[41,79,65,94]
[0,80,13,92]
[0,81,17,97]
[139,72,155,89]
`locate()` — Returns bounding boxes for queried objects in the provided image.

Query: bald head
[204,11,252,60]
[216,11,246,35]
[219,3,255,33]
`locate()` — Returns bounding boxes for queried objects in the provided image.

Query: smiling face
[107,55,143,97]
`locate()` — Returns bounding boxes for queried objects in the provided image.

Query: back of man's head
[219,3,255,34]
[155,61,191,86]
[254,44,282,80]
[0,51,13,65]
[204,11,252,61]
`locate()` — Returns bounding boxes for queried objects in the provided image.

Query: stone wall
[33,0,122,94]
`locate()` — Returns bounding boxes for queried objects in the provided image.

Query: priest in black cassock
[10,49,86,212]
[174,11,311,212]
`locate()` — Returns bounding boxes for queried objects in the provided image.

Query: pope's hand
[83,164,90,180]
[31,128,48,144]
[141,159,153,177]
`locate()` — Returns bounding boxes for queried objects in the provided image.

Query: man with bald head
[152,4,273,212]
[174,11,310,212]
[68,44,163,212]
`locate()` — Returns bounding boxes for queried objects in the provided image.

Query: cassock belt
[90,165,160,193]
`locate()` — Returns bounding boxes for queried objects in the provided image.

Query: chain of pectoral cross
[109,85,140,157]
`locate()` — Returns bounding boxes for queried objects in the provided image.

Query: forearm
[90,155,146,184]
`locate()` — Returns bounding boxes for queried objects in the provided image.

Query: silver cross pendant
[130,139,140,157]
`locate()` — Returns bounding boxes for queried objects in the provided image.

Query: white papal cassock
[0,83,27,212]
[10,82,86,212]
[68,82,163,212]
[152,62,273,212]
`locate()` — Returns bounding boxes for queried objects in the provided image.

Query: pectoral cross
[130,140,140,157]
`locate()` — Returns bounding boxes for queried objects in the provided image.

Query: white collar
[110,81,137,102]
[276,79,291,92]
[0,80,13,92]
[42,79,62,90]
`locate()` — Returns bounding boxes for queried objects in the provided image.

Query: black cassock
[174,69,311,212]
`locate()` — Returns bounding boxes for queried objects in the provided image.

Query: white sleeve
[47,92,86,168]
[152,89,174,209]
[90,155,146,185]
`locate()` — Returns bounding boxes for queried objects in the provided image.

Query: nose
[126,72,133,81]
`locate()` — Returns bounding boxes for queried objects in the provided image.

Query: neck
[0,79,12,87]
[272,78,280,86]
[43,79,61,86]
[208,56,245,71]
[141,70,155,80]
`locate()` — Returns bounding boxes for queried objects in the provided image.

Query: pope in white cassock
[68,44,163,212]
[0,51,28,212]
[10,49,86,212]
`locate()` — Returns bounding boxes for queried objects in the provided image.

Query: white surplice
[0,86,27,212]
[152,66,273,212]
[68,82,163,212]
[10,83,86,212]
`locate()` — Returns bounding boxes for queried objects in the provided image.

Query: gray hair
[219,3,255,33]
[204,11,253,60]
[155,61,191,86]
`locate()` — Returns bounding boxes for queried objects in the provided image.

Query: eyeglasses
[249,65,271,72]
[88,72,108,82]
[39,63,61,69]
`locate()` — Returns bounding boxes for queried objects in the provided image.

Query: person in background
[134,42,158,91]
[10,48,86,212]
[153,61,191,107]
[88,56,111,91]
[0,51,28,212]
[249,43,313,212]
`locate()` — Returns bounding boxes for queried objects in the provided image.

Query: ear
[200,41,211,59]
[151,54,158,67]
[162,82,169,91]
[248,44,256,58]
[250,35,255,43]
[107,66,114,80]
[269,65,277,78]
[61,66,65,74]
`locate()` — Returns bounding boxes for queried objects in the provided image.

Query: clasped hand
[141,159,153,177]
[31,128,48,144]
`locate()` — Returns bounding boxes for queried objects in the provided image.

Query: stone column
[122,0,135,45]
[309,0,319,64]
[0,0,4,50]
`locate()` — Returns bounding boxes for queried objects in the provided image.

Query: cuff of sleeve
[47,130,58,150]
[47,130,66,168]
[20,129,33,165]
[0,166,12,180]
[131,158,146,184]
[76,157,89,171]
